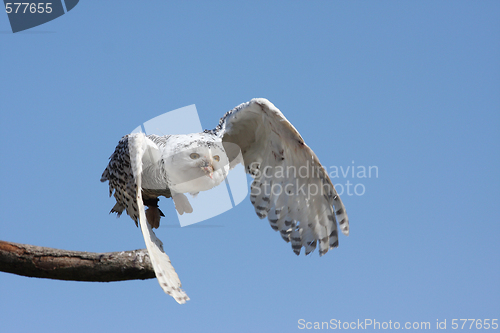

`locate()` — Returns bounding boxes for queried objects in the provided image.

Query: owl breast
[169,172,222,194]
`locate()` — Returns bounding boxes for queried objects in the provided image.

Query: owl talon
[145,206,162,229]
[172,193,193,215]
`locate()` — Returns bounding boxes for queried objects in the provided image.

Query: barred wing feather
[212,98,349,256]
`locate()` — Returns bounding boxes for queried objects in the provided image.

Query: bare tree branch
[0,240,155,282]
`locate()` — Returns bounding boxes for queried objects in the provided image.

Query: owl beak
[202,161,214,179]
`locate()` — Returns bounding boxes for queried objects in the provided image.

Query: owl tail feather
[128,133,190,304]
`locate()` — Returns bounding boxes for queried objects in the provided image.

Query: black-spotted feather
[213,98,349,256]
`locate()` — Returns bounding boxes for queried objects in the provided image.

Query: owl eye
[190,153,200,159]
[213,155,220,162]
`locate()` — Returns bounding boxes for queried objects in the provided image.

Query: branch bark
[0,240,155,282]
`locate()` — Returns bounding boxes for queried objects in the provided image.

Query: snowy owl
[101,98,349,303]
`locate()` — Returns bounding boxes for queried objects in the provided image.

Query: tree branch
[0,240,155,282]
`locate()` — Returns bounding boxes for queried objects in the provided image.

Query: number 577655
[451,319,498,330]
[5,3,53,14]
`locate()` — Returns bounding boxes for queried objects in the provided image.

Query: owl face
[164,138,230,194]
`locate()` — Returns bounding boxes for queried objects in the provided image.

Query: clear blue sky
[1,1,499,332]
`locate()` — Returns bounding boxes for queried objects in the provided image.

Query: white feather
[214,98,349,256]
[128,133,189,304]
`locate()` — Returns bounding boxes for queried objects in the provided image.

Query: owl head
[164,134,230,194]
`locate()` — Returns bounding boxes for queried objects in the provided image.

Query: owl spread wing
[210,98,349,256]
[101,133,189,304]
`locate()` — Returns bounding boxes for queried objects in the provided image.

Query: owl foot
[172,193,193,215]
[143,197,165,229]
[145,206,164,229]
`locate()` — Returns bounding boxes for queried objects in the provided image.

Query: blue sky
[1,1,499,332]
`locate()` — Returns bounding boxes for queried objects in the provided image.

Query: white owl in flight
[101,98,349,304]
